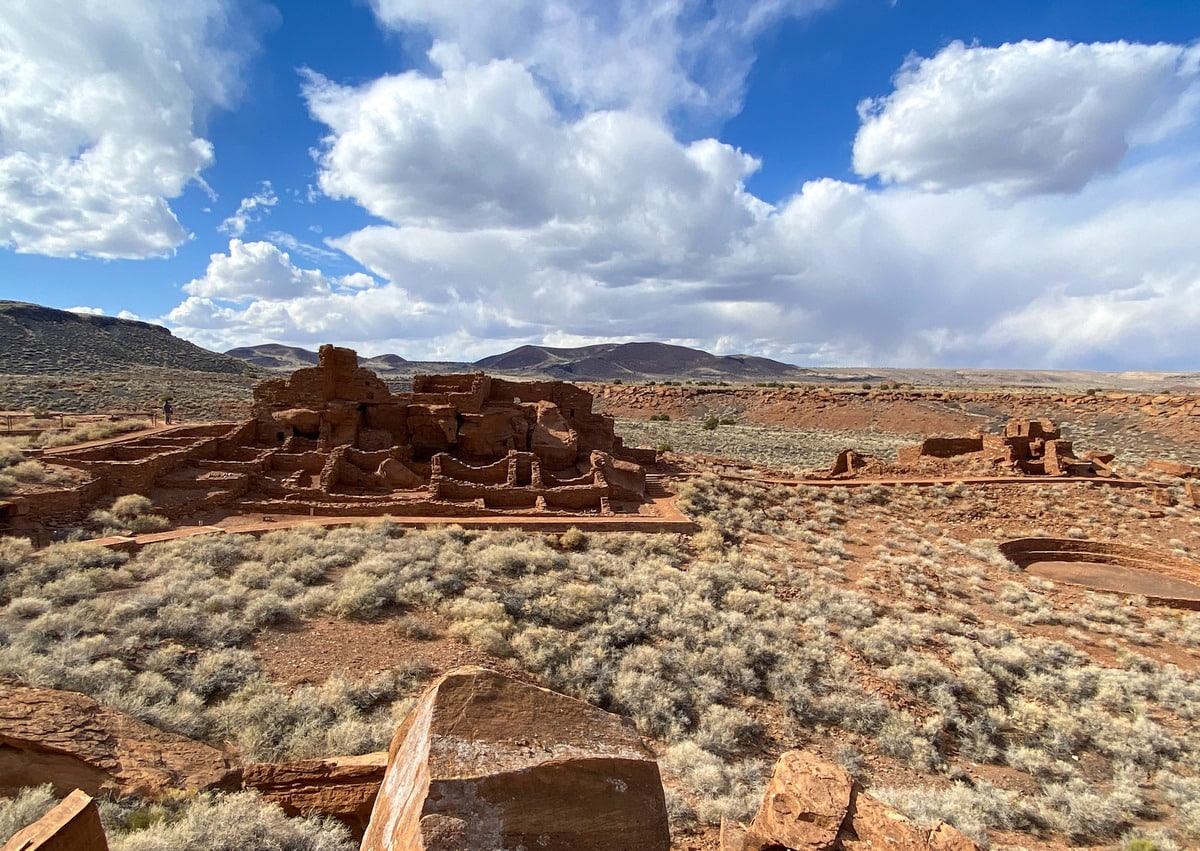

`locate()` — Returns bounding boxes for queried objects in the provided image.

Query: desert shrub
[0,440,28,469]
[210,670,425,762]
[5,459,72,486]
[558,526,589,552]
[0,536,34,577]
[694,704,762,757]
[105,790,354,851]
[1156,772,1200,838]
[89,493,169,534]
[659,741,766,827]
[185,648,261,700]
[113,494,154,517]
[391,614,438,640]
[1,541,127,600]
[0,783,57,840]
[874,780,1025,843]
[34,418,148,449]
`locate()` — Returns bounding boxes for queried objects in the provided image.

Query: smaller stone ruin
[897,417,1114,477]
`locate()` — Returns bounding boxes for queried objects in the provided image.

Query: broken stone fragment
[0,680,239,799]
[0,789,107,851]
[242,752,387,840]
[359,666,670,851]
[749,750,853,850]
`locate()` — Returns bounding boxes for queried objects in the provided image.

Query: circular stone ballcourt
[999,538,1200,609]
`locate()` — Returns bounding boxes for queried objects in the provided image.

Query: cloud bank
[0,0,256,258]
[11,2,1195,369]
[853,39,1200,196]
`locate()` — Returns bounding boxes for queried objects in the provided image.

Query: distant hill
[224,344,319,371]
[224,345,469,376]
[0,301,250,375]
[225,340,814,382]
[475,342,810,381]
[361,353,409,371]
[222,339,1200,390]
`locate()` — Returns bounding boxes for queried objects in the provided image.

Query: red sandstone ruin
[895,417,1114,477]
[6,347,657,531]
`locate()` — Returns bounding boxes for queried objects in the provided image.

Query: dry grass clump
[0,783,57,841]
[33,417,150,449]
[101,790,354,851]
[0,531,428,762]
[0,439,74,495]
[88,493,170,534]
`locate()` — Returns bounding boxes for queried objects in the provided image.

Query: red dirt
[252,616,527,689]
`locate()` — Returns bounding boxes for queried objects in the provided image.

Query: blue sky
[1,1,1198,369]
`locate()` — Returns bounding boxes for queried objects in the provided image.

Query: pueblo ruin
[8,346,657,530]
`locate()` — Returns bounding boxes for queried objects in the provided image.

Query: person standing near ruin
[162,400,173,425]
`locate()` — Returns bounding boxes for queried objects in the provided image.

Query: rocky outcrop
[0,789,107,851]
[360,666,671,851]
[0,681,239,798]
[242,752,387,839]
[722,751,979,851]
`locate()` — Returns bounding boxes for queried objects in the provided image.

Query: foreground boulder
[749,750,854,850]
[0,789,107,851]
[360,666,670,851]
[0,680,239,798]
[243,752,388,839]
[724,750,979,851]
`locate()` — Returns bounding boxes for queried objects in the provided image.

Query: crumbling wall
[897,436,983,464]
[592,451,646,502]
[1005,418,1061,440]
[432,454,512,486]
[21,353,654,527]
[412,373,490,414]
[255,345,391,409]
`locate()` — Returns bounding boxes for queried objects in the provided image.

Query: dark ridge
[0,301,250,376]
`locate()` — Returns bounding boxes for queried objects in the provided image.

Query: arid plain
[2,323,1199,850]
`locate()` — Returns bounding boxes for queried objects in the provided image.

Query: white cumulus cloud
[162,18,1200,370]
[219,181,279,237]
[183,240,333,302]
[853,39,1200,196]
[0,0,259,258]
[368,0,832,120]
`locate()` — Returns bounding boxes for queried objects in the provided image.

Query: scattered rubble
[722,750,978,851]
[895,418,1111,477]
[242,753,387,839]
[1146,459,1200,478]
